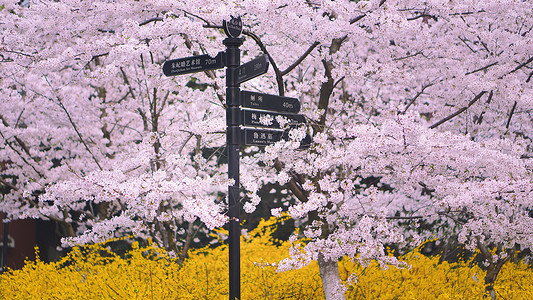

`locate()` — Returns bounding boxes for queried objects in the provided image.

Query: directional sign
[242,109,306,129]
[242,128,311,149]
[241,91,300,113]
[163,52,225,76]
[242,128,284,146]
[235,55,269,84]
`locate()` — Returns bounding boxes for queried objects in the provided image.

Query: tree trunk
[477,241,513,300]
[318,253,346,300]
[484,258,508,300]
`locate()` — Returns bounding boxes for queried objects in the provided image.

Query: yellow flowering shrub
[0,216,532,299]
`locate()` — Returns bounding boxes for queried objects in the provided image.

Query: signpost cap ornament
[223,16,243,38]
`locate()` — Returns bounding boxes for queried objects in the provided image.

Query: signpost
[241,109,306,129]
[241,91,301,113]
[234,55,269,84]
[162,16,310,300]
[243,128,284,146]
[162,52,225,76]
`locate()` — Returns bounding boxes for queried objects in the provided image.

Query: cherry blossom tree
[1,0,532,299]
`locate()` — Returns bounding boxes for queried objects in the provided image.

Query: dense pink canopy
[1,0,532,295]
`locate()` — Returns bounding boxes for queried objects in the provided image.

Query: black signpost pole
[162,16,308,300]
[223,17,243,300]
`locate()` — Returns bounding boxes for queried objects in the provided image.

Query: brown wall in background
[0,213,36,270]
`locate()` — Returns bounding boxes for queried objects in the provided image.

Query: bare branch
[0,116,44,178]
[508,56,533,75]
[465,62,498,76]
[0,49,35,58]
[139,17,163,26]
[137,108,149,132]
[281,41,320,76]
[120,67,136,100]
[393,50,424,61]
[477,36,491,53]
[475,90,493,125]
[349,1,386,24]
[350,14,367,24]
[459,36,478,54]
[386,215,424,220]
[401,82,435,114]
[274,160,308,203]
[56,98,103,170]
[242,30,285,96]
[0,178,18,191]
[407,14,437,22]
[430,91,487,129]
[505,101,517,129]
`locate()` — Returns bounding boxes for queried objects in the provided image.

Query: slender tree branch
[0,178,18,191]
[350,14,366,24]
[120,67,136,100]
[407,14,437,21]
[14,108,25,128]
[508,56,533,75]
[273,160,308,203]
[465,62,498,75]
[526,70,533,83]
[39,74,103,170]
[137,108,149,132]
[505,101,517,129]
[81,53,109,70]
[0,49,35,58]
[139,17,163,26]
[178,133,195,155]
[349,1,386,24]
[280,41,320,76]
[475,90,493,125]
[0,117,44,178]
[402,82,435,114]
[393,50,424,61]
[1,114,31,157]
[386,216,424,220]
[477,36,491,53]
[459,36,478,54]
[449,10,486,16]
[56,99,103,170]
[333,76,345,90]
[242,30,285,96]
[429,91,487,129]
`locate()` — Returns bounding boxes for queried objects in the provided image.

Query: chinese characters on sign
[244,128,283,146]
[162,52,225,76]
[242,109,306,129]
[234,55,269,84]
[241,91,300,113]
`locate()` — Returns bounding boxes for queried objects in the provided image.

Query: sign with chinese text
[163,52,225,77]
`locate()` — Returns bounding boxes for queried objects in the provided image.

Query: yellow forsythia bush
[0,216,531,299]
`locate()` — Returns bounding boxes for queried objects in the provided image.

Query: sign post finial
[223,16,243,38]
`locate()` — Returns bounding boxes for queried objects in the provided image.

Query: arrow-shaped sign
[243,128,284,146]
[242,128,311,149]
[241,91,300,113]
[163,52,225,76]
[235,55,269,84]
[242,109,306,129]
